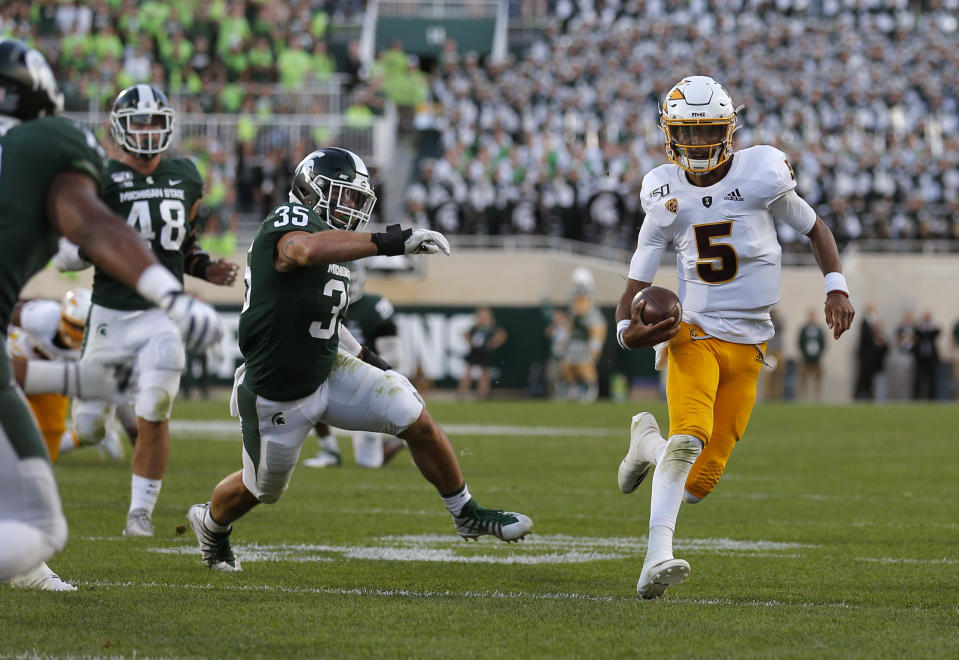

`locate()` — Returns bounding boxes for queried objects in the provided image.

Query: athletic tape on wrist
[824,272,849,296]
[616,319,631,350]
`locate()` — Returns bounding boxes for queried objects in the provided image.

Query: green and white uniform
[0,115,103,575]
[343,292,402,468]
[566,304,605,365]
[233,203,422,503]
[343,294,395,348]
[75,157,203,439]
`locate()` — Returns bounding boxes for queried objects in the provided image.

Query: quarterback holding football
[615,76,855,599]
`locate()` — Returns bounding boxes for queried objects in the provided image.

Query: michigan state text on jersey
[93,157,203,310]
[239,202,351,402]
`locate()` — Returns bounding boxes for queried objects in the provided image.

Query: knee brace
[243,439,300,504]
[72,405,111,445]
[373,373,424,436]
[135,335,184,422]
[659,434,703,482]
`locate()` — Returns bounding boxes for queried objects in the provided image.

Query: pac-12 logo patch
[702,196,712,208]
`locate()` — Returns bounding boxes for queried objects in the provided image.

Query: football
[632,286,682,326]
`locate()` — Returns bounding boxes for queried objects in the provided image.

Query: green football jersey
[344,293,394,345]
[92,157,204,310]
[239,202,351,401]
[0,116,105,328]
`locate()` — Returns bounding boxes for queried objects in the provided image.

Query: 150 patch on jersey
[649,183,670,201]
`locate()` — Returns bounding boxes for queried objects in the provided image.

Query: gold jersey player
[614,76,854,599]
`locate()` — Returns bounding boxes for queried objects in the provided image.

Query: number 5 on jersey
[693,221,738,283]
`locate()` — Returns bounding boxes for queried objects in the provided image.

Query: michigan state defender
[303,261,407,468]
[0,38,222,583]
[66,85,239,537]
[187,148,533,572]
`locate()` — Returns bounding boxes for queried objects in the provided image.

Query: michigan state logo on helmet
[290,148,377,232]
[0,38,64,121]
[110,84,176,158]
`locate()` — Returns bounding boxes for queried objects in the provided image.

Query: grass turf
[3,397,958,658]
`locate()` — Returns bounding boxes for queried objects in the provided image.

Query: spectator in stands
[912,311,941,400]
[854,304,884,400]
[952,313,959,400]
[888,311,918,400]
[457,307,507,400]
[797,309,826,401]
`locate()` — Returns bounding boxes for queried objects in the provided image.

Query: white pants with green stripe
[0,355,67,579]
[236,351,423,503]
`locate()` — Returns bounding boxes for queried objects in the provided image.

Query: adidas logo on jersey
[723,188,744,202]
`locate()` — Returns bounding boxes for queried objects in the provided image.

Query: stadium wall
[22,251,959,402]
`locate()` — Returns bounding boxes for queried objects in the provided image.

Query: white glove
[160,292,224,352]
[386,369,424,406]
[404,228,451,255]
[23,359,132,403]
[51,237,91,272]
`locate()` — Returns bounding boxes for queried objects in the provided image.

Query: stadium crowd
[414,0,959,248]
[2,0,958,248]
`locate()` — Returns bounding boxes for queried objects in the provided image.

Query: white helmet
[59,288,91,349]
[571,266,595,296]
[660,76,738,174]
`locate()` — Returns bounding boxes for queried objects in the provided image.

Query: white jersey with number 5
[628,145,815,345]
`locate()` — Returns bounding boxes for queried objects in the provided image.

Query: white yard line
[70,578,856,609]
[169,420,622,438]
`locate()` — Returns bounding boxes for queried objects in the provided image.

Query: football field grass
[3,397,958,658]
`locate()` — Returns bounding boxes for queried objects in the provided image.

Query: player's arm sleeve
[337,323,362,356]
[182,227,213,278]
[627,217,668,282]
[768,189,817,235]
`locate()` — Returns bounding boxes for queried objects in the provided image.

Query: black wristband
[370,224,412,256]
[76,246,90,262]
[186,252,213,279]
[359,345,392,371]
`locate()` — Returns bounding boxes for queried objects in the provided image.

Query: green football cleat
[452,499,533,542]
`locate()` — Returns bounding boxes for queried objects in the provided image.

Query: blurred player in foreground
[615,76,854,599]
[0,38,221,585]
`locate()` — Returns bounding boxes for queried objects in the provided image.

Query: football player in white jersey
[614,76,855,599]
[7,289,133,463]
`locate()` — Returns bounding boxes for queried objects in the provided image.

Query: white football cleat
[10,562,77,592]
[618,412,665,494]
[122,508,154,537]
[97,430,124,461]
[637,558,690,600]
[186,503,242,572]
[302,450,342,468]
